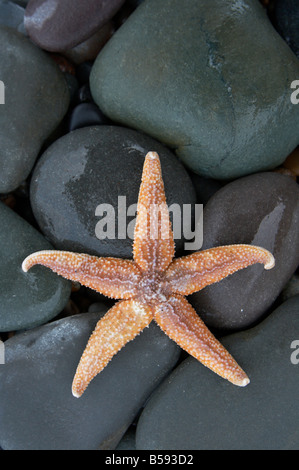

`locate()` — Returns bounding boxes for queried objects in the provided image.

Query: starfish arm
[133,152,175,273]
[154,294,249,387]
[72,299,153,397]
[22,250,142,299]
[165,244,275,295]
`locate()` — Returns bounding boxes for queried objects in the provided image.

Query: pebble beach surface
[0,0,299,450]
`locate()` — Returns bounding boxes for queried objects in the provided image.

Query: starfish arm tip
[21,253,37,272]
[21,258,29,272]
[238,377,250,387]
[230,374,250,387]
[22,250,54,273]
[264,252,275,270]
[247,245,275,270]
[71,387,81,398]
[146,151,159,160]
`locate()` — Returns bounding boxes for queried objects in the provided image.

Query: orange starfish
[22,152,275,398]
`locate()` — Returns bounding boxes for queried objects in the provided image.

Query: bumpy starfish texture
[22,152,275,398]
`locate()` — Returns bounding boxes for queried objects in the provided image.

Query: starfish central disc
[138,273,171,306]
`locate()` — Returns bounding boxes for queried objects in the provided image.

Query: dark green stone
[0,26,69,192]
[0,202,71,331]
[91,0,299,179]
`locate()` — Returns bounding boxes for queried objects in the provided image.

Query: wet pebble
[30,125,196,258]
[0,202,71,331]
[24,0,125,51]
[136,295,299,450]
[190,172,299,331]
[0,310,180,449]
[90,0,299,180]
[0,26,69,193]
[67,102,109,131]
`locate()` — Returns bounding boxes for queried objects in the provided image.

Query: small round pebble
[67,103,109,131]
[25,0,125,51]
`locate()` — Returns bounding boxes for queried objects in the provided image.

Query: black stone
[67,103,109,132]
[30,125,196,259]
[190,172,299,331]
[0,310,180,450]
[275,0,299,57]
[136,295,299,450]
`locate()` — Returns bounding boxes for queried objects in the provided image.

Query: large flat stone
[136,295,299,450]
[0,310,180,449]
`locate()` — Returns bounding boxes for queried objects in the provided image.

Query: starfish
[22,152,275,398]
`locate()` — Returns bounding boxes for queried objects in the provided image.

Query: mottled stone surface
[90,0,299,179]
